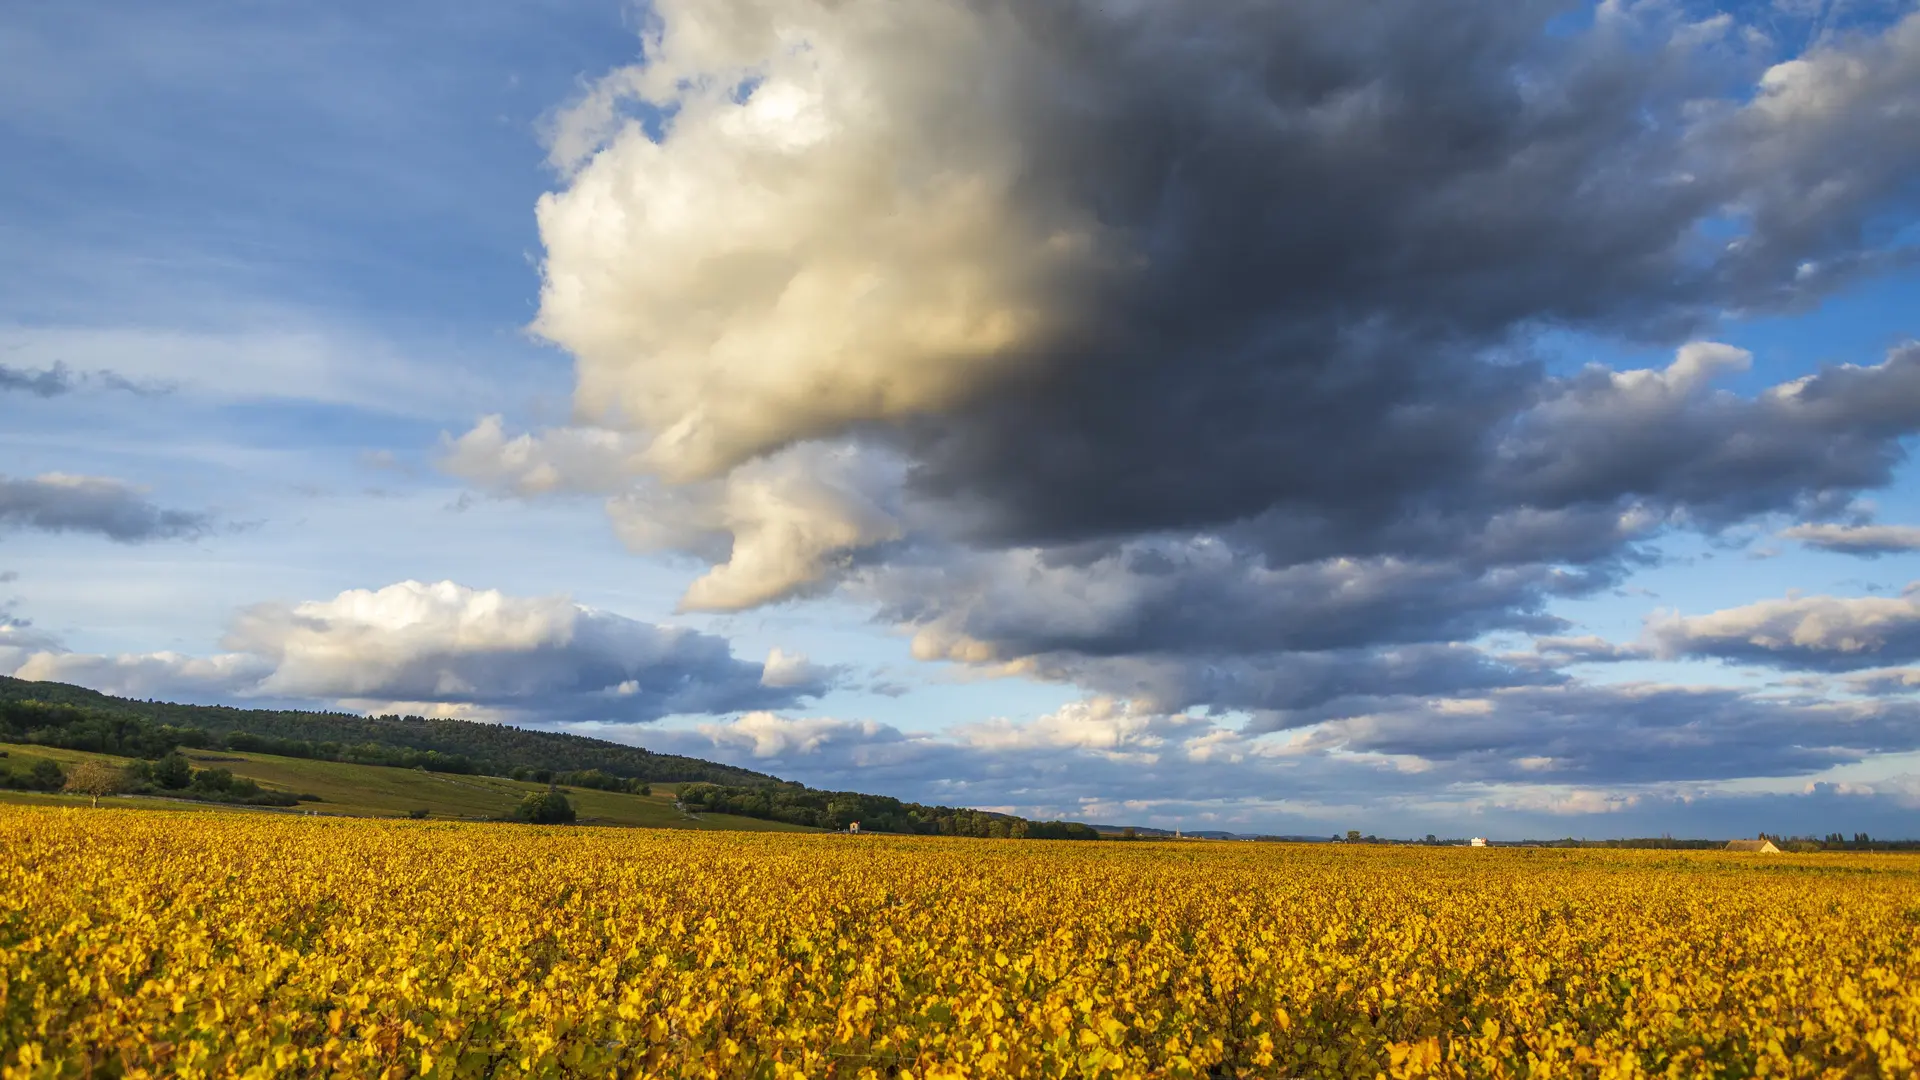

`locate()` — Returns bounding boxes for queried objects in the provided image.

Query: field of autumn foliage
[3,805,1917,1078]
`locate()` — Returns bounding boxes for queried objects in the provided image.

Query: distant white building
[1470,837,1488,847]
[847,821,861,834]
[1725,838,1778,853]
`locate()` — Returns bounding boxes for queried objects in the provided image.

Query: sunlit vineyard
[3,807,1916,1078]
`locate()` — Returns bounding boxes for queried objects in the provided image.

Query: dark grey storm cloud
[1493,343,1920,526]
[865,10,1920,707]
[889,7,1920,551]
[0,474,209,542]
[861,341,1920,699]
[1024,644,1565,721]
[863,543,1575,660]
[525,2,1920,773]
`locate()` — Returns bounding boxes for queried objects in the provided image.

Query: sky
[4,0,1920,839]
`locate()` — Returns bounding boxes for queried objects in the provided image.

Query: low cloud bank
[4,580,831,722]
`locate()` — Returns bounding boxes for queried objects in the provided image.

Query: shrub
[26,759,65,791]
[190,767,238,794]
[513,790,576,825]
[150,753,193,790]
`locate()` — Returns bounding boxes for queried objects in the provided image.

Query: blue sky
[5,0,1920,838]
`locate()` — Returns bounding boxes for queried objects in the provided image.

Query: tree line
[675,782,1102,839]
[0,747,309,807]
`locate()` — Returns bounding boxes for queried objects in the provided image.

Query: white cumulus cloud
[5,580,826,721]
[536,0,1117,479]
[1652,584,1920,670]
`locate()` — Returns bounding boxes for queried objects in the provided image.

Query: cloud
[606,440,905,610]
[12,651,273,702]
[428,0,1920,777]
[1706,9,1920,304]
[1837,667,1920,695]
[802,336,1920,720]
[439,415,641,497]
[693,712,900,760]
[633,680,1920,832]
[951,696,1206,762]
[6,580,824,721]
[1284,682,1920,784]
[0,473,209,542]
[759,646,839,691]
[538,1,1920,506]
[1530,636,1653,664]
[439,339,1920,738]
[0,603,62,675]
[1782,522,1920,555]
[469,334,1920,694]
[538,0,1117,479]
[0,362,74,396]
[1484,343,1920,527]
[517,2,1920,662]
[1652,583,1920,671]
[0,360,161,397]
[0,322,502,421]
[866,541,1581,664]
[444,420,906,611]
[1031,645,1561,722]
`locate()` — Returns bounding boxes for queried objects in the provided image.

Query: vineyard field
[3,806,1916,1078]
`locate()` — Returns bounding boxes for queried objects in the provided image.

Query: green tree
[151,752,192,789]
[28,759,65,791]
[513,789,576,825]
[1346,829,1362,843]
[825,795,864,830]
[190,767,236,794]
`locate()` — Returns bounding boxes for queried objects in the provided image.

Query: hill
[0,675,774,785]
[0,740,809,831]
[0,676,1109,839]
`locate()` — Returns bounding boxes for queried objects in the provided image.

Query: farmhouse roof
[1725,838,1780,853]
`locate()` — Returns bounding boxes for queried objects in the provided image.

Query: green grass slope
[0,742,813,832]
